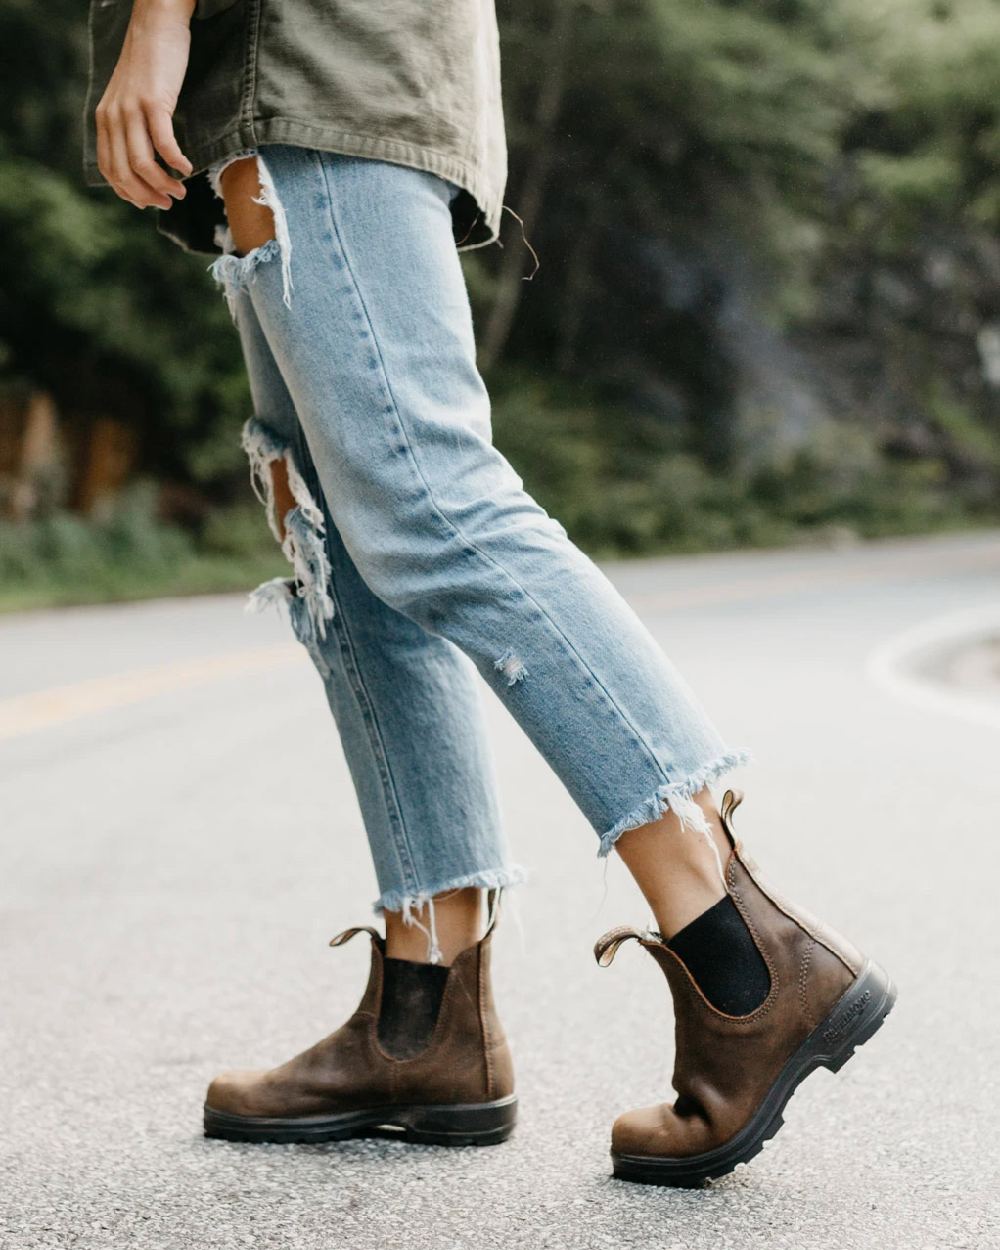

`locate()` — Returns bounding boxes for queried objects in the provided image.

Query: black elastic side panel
[668,896,770,1016]
[377,957,451,1059]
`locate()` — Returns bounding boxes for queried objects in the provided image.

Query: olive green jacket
[82,0,508,255]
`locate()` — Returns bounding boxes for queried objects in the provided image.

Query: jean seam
[314,150,674,789]
[328,587,423,897]
[229,287,424,900]
[290,426,422,897]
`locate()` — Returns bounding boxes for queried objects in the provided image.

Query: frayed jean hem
[597,748,753,858]
[373,865,527,964]
[373,864,528,916]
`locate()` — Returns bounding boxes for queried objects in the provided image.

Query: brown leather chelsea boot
[596,790,895,1186]
[203,913,516,1146]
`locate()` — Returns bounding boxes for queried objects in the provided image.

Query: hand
[95,0,197,210]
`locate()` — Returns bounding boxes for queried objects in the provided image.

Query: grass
[0,552,286,613]
[0,490,286,613]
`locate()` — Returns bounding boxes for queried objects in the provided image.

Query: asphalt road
[2,531,999,1250]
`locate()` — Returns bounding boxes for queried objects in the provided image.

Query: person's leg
[211,147,750,905]
[614,789,730,938]
[214,164,522,966]
[596,790,895,1186]
[201,183,518,1144]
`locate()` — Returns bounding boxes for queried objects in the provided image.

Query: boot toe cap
[612,1102,715,1161]
[204,1069,269,1117]
[612,1104,668,1158]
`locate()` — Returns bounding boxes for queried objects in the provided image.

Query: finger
[125,110,181,206]
[95,108,112,187]
[105,106,147,206]
[108,108,169,209]
[145,104,193,179]
[105,110,147,207]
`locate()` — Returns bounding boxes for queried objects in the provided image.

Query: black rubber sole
[204,1093,517,1147]
[612,958,897,1187]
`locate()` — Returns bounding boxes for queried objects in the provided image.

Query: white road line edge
[866,603,1000,730]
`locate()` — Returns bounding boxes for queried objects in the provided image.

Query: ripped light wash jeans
[208,145,748,959]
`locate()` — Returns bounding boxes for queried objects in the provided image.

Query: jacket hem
[82,115,505,255]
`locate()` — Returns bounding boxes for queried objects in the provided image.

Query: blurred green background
[2,0,999,611]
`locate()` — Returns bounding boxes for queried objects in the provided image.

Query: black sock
[377,957,451,1059]
[667,896,770,1016]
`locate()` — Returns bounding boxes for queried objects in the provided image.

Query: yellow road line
[0,644,299,742]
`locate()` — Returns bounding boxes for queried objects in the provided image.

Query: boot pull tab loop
[594,925,646,967]
[720,788,744,846]
[329,925,382,950]
[484,887,502,938]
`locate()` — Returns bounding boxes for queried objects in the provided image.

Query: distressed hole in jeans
[206,151,293,312]
[241,417,335,655]
[494,648,528,686]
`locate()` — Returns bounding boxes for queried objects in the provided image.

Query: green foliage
[0,486,283,611]
[491,371,973,557]
[0,0,248,486]
[838,0,1000,238]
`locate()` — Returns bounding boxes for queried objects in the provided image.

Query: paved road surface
[2,532,999,1249]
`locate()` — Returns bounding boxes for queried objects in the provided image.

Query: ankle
[384,886,482,964]
[649,872,727,941]
[615,789,731,940]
